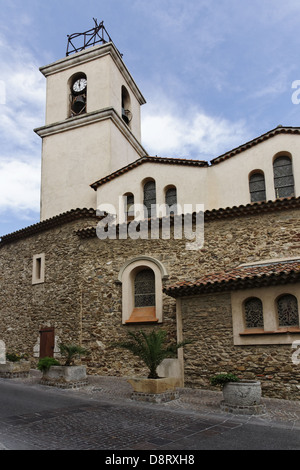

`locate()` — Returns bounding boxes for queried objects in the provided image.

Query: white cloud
[0,34,45,220]
[141,96,249,160]
[0,159,40,214]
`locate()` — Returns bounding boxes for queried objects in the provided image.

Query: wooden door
[39,327,55,358]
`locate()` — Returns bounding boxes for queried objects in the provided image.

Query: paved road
[0,377,299,453]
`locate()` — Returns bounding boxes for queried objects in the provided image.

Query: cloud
[141,95,249,160]
[0,159,40,214]
[0,37,45,160]
[0,33,45,221]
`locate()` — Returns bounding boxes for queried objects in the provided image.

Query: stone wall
[0,203,299,399]
[181,293,300,400]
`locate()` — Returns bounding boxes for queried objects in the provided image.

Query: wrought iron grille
[134,269,156,307]
[277,294,299,327]
[165,187,177,214]
[66,19,119,57]
[143,181,156,218]
[273,156,295,198]
[249,173,266,202]
[244,297,264,328]
[125,194,134,218]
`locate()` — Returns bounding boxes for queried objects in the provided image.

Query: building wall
[181,293,300,400]
[0,204,299,398]
[95,132,300,222]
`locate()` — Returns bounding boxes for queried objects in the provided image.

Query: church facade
[0,39,300,400]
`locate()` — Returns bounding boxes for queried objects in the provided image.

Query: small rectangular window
[32,253,45,284]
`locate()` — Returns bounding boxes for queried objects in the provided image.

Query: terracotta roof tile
[164,259,300,297]
[0,208,101,245]
[211,126,300,165]
[1,196,299,245]
[90,155,208,190]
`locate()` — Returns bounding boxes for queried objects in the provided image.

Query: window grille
[134,269,155,308]
[143,181,156,217]
[165,187,177,214]
[125,194,134,219]
[244,297,264,328]
[273,156,295,198]
[277,294,299,327]
[249,173,266,202]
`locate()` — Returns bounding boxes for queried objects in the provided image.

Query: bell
[72,95,86,114]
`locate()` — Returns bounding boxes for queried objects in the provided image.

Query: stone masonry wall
[0,205,299,399]
[181,293,300,400]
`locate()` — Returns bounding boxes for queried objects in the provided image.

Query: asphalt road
[0,378,299,454]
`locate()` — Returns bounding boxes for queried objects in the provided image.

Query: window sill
[125,307,158,324]
[240,327,300,336]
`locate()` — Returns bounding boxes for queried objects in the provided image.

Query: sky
[1,0,300,235]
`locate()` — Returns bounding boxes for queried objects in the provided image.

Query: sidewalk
[24,371,300,429]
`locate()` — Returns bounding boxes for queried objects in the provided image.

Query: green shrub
[6,353,28,362]
[210,373,240,387]
[37,357,60,373]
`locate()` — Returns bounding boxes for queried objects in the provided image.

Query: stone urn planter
[211,374,265,415]
[40,365,88,389]
[0,360,31,379]
[128,377,181,403]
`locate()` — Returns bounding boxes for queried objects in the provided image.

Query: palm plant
[59,343,89,366]
[115,329,191,379]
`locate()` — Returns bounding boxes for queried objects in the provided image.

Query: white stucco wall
[95,132,300,223]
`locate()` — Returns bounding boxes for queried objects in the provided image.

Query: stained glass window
[244,297,264,328]
[273,156,295,198]
[249,173,266,202]
[134,269,155,308]
[277,294,299,327]
[143,181,156,217]
[165,187,177,214]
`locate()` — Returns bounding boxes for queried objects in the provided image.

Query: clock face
[73,78,87,93]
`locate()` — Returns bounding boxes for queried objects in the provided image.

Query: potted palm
[210,373,265,415]
[114,329,191,401]
[39,343,90,388]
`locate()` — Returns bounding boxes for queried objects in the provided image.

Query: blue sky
[1,0,300,235]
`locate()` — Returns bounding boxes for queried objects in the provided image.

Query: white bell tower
[35,21,147,221]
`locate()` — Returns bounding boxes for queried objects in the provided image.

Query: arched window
[143,180,156,218]
[244,297,264,328]
[165,186,177,214]
[69,73,87,117]
[121,85,132,125]
[273,155,295,198]
[277,294,299,327]
[249,172,266,202]
[134,269,156,308]
[124,193,134,221]
[118,256,168,324]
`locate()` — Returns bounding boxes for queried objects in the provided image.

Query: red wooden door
[39,327,55,358]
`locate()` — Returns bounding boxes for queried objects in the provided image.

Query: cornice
[39,42,146,105]
[1,196,299,246]
[34,107,148,158]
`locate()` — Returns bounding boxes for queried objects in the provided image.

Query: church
[0,23,299,400]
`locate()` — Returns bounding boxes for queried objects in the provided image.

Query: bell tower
[35,20,147,221]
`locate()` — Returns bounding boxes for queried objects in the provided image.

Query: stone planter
[0,361,31,378]
[128,377,181,403]
[40,365,88,389]
[220,380,266,415]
